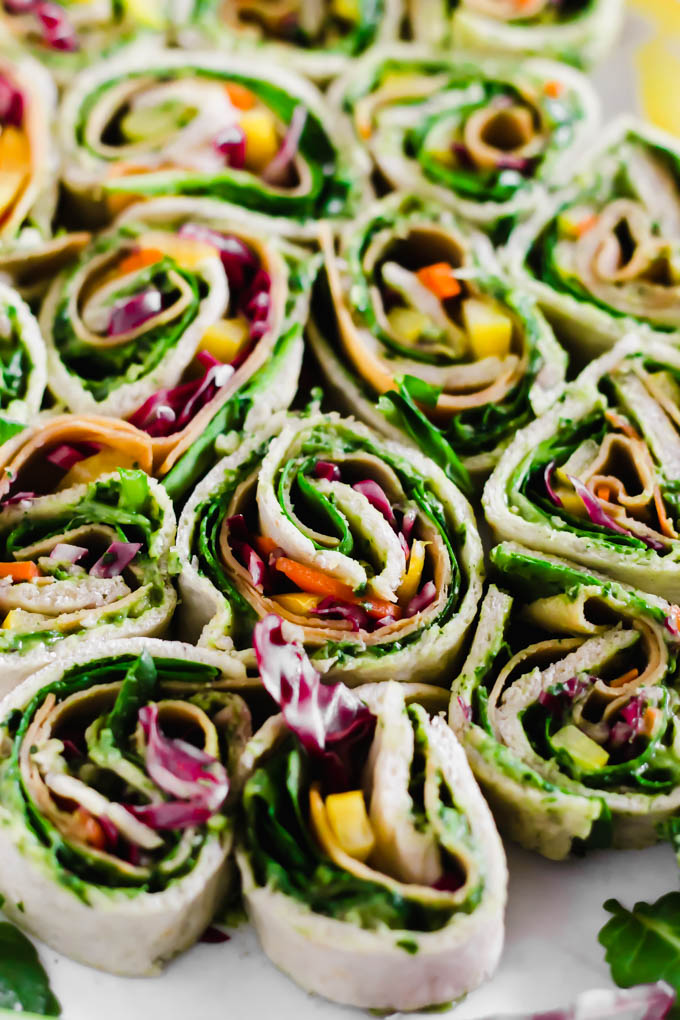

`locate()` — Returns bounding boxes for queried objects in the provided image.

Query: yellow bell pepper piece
[135,232,218,270]
[398,539,427,604]
[240,109,280,173]
[462,298,513,360]
[273,593,320,615]
[200,318,250,364]
[122,0,165,29]
[2,610,17,630]
[387,307,432,345]
[324,790,375,862]
[58,450,139,491]
[552,725,609,772]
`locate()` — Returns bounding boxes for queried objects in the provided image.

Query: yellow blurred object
[398,540,427,604]
[122,0,165,29]
[635,39,680,137]
[387,307,433,344]
[58,450,139,490]
[331,0,360,19]
[324,790,376,862]
[201,318,250,363]
[2,611,17,630]
[462,298,513,360]
[552,725,609,772]
[273,593,321,615]
[629,0,680,33]
[240,109,280,173]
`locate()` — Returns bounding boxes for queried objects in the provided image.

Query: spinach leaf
[0,922,60,1016]
[106,650,157,745]
[599,892,680,1010]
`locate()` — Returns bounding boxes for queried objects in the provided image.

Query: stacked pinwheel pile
[1,1,679,1014]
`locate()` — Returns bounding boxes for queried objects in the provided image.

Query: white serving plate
[10,6,679,1019]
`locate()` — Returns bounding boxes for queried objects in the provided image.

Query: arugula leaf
[106,650,157,746]
[599,892,680,1011]
[0,922,60,1015]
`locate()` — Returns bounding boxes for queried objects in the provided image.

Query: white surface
[35,841,680,1019]
[15,7,677,1020]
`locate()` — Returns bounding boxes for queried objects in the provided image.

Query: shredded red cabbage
[46,442,99,472]
[34,1,78,50]
[569,475,665,551]
[97,814,119,850]
[89,542,140,578]
[406,580,437,616]
[49,543,86,563]
[312,597,371,632]
[226,515,270,591]
[177,223,258,292]
[313,461,341,482]
[128,353,234,438]
[1,491,34,507]
[538,676,589,712]
[253,614,376,791]
[214,124,246,169]
[0,75,23,127]
[108,289,163,337]
[262,105,307,186]
[139,703,228,810]
[544,461,563,508]
[200,926,231,944]
[126,800,214,830]
[352,480,396,527]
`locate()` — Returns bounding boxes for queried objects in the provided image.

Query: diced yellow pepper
[0,127,30,172]
[552,724,609,772]
[200,318,250,364]
[2,610,17,630]
[0,171,25,218]
[325,790,375,862]
[398,539,427,604]
[387,307,433,345]
[122,0,165,27]
[239,109,280,174]
[461,298,513,360]
[331,0,360,20]
[58,450,139,491]
[273,593,320,615]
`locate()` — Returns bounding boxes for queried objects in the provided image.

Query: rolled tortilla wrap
[236,615,507,1011]
[329,46,600,233]
[309,192,566,479]
[0,469,176,695]
[178,0,402,82]
[483,335,680,603]
[408,0,624,69]
[0,636,255,974]
[505,118,680,358]
[58,43,363,225]
[451,543,680,860]
[176,409,484,686]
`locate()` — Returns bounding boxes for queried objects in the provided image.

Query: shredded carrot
[358,120,372,140]
[640,706,661,738]
[604,410,641,440]
[274,557,401,620]
[575,214,599,238]
[416,263,461,300]
[116,248,164,276]
[544,80,564,98]
[611,667,639,688]
[0,561,39,581]
[225,82,256,110]
[72,807,107,850]
[595,485,611,503]
[253,535,278,558]
[654,486,677,539]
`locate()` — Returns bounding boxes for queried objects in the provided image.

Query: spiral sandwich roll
[176,410,484,686]
[0,637,254,974]
[331,48,600,232]
[0,469,176,695]
[59,46,362,224]
[506,119,680,357]
[452,544,680,860]
[237,615,507,1011]
[310,193,566,477]
[408,0,624,69]
[484,336,680,602]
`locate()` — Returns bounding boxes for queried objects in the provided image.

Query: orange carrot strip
[117,249,164,276]
[0,561,39,580]
[640,706,661,737]
[575,214,599,238]
[654,486,677,539]
[596,485,611,502]
[72,807,107,850]
[253,535,278,557]
[274,557,401,620]
[416,263,461,300]
[225,82,256,110]
[604,410,641,440]
[611,667,639,688]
